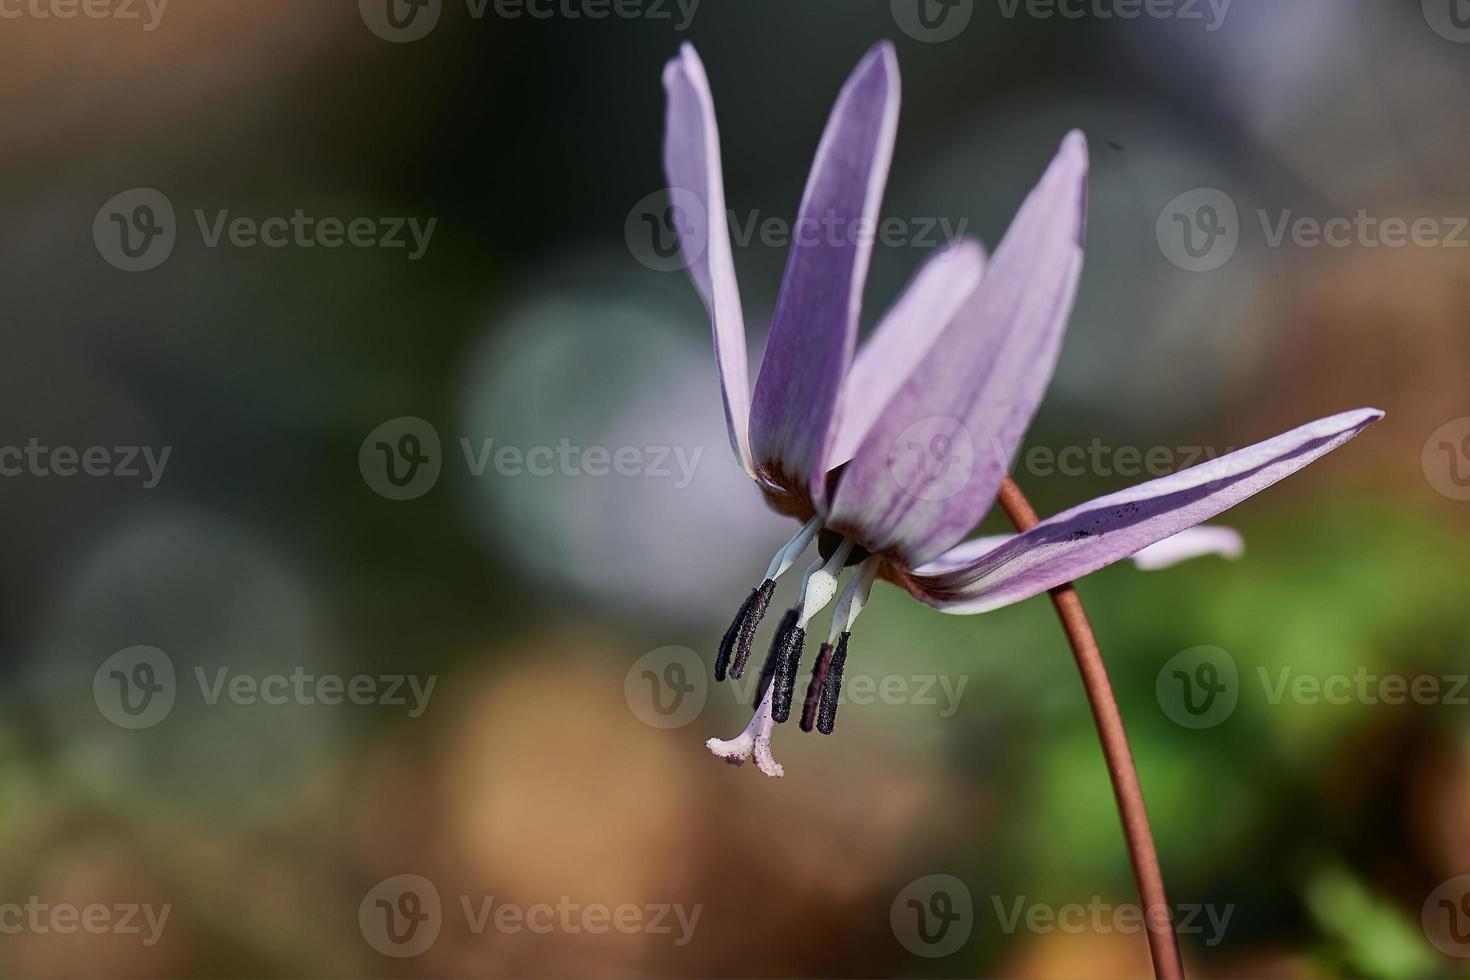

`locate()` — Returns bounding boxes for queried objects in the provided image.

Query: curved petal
[826,132,1089,566]
[826,239,987,469]
[915,524,1243,574]
[1130,525,1243,570]
[663,44,754,475]
[749,42,900,503]
[901,408,1383,614]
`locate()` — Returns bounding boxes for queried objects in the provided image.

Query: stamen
[799,641,835,732]
[752,606,799,706]
[765,541,854,724]
[769,615,806,724]
[726,578,776,680]
[817,632,849,735]
[717,517,820,683]
[715,585,760,682]
[814,557,879,736]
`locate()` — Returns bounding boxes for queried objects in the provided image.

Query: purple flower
[663,41,1382,777]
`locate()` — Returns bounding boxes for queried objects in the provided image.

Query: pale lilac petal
[664,44,754,474]
[827,133,1089,566]
[913,534,1012,573]
[1130,526,1243,570]
[749,42,900,501]
[902,409,1383,614]
[826,239,987,468]
[916,525,1243,574]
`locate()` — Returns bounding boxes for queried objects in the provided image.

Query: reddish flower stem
[997,476,1184,980]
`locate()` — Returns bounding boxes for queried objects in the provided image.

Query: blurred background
[0,0,1468,976]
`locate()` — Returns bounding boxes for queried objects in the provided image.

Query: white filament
[797,538,855,629]
[764,516,822,581]
[829,556,880,643]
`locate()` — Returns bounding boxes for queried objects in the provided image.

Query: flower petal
[826,239,987,468]
[749,42,900,502]
[901,409,1383,614]
[826,132,1089,566]
[916,525,1243,573]
[663,44,754,475]
[1129,525,1243,570]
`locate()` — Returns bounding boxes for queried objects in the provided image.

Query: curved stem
[997,476,1184,980]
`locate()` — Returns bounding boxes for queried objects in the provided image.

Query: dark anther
[728,578,776,680]
[816,631,849,735]
[715,586,760,682]
[800,642,835,732]
[770,620,807,724]
[753,607,798,708]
